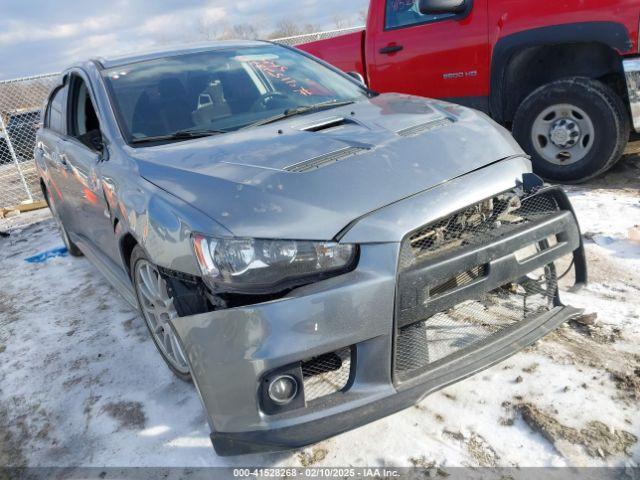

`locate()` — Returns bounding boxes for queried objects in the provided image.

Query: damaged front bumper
[170,163,587,456]
[203,305,581,456]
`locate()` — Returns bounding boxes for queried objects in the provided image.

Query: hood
[133,94,525,240]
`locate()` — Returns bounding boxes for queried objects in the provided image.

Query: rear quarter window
[46,85,67,135]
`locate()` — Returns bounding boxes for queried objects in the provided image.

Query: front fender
[115,178,233,276]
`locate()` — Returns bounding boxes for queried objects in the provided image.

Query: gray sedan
[35,40,586,455]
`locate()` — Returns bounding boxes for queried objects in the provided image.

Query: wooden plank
[0,200,47,218]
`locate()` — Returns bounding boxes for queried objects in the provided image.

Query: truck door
[368,0,489,110]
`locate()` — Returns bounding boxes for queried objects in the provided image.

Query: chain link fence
[0,27,363,211]
[273,26,364,46]
[0,73,60,210]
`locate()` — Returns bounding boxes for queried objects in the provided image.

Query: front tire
[130,245,191,382]
[512,77,630,183]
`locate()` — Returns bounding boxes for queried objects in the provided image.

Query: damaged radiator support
[393,187,584,383]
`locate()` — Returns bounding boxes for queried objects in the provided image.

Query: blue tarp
[25,246,68,263]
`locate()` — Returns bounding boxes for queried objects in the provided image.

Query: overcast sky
[0,0,368,80]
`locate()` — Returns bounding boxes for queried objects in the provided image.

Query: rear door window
[47,85,67,135]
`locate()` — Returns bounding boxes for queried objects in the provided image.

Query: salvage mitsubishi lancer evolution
[36,41,587,455]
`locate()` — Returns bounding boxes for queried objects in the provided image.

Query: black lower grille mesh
[302,347,351,402]
[395,265,557,377]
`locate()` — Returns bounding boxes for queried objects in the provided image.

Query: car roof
[91,40,271,70]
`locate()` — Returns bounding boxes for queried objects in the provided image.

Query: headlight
[192,235,358,294]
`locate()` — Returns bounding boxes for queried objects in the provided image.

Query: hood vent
[299,117,351,133]
[285,146,367,173]
[396,118,453,137]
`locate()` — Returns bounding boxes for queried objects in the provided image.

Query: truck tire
[512,77,630,183]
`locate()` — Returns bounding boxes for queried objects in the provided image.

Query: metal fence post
[0,113,33,203]
[0,72,60,210]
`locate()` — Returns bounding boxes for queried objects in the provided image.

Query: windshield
[102,44,368,144]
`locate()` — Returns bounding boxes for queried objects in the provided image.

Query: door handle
[379,44,403,54]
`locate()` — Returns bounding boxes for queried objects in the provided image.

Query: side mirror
[419,0,467,15]
[92,135,105,153]
[347,71,366,86]
[96,135,110,162]
[86,129,105,153]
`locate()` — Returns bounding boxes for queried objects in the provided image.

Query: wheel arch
[40,178,48,204]
[118,227,140,279]
[490,22,632,123]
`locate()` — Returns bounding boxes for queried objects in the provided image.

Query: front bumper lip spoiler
[210,304,582,456]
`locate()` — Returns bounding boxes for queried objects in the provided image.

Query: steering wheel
[250,92,290,112]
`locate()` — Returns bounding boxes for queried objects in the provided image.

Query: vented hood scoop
[298,116,353,132]
[284,146,368,173]
[396,118,453,137]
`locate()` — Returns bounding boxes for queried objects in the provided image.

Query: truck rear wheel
[512,77,629,183]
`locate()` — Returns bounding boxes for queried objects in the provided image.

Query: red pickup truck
[299,0,640,183]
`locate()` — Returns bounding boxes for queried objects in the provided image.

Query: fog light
[268,375,298,405]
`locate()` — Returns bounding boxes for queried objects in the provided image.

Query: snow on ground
[1,154,639,469]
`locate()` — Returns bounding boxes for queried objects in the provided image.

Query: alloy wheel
[134,259,190,375]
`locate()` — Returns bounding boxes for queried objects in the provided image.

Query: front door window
[69,78,102,151]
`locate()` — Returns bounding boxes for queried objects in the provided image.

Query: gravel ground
[1,153,639,469]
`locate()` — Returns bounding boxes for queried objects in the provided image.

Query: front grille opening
[394,189,565,382]
[401,191,560,269]
[302,347,352,403]
[429,265,487,297]
[514,235,558,263]
[395,265,558,379]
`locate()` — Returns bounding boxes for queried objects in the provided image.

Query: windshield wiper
[241,100,356,129]
[131,128,227,144]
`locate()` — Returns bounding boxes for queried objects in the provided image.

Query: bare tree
[219,23,261,40]
[332,14,350,30]
[197,18,223,41]
[268,18,304,38]
[358,8,368,24]
[302,23,321,34]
